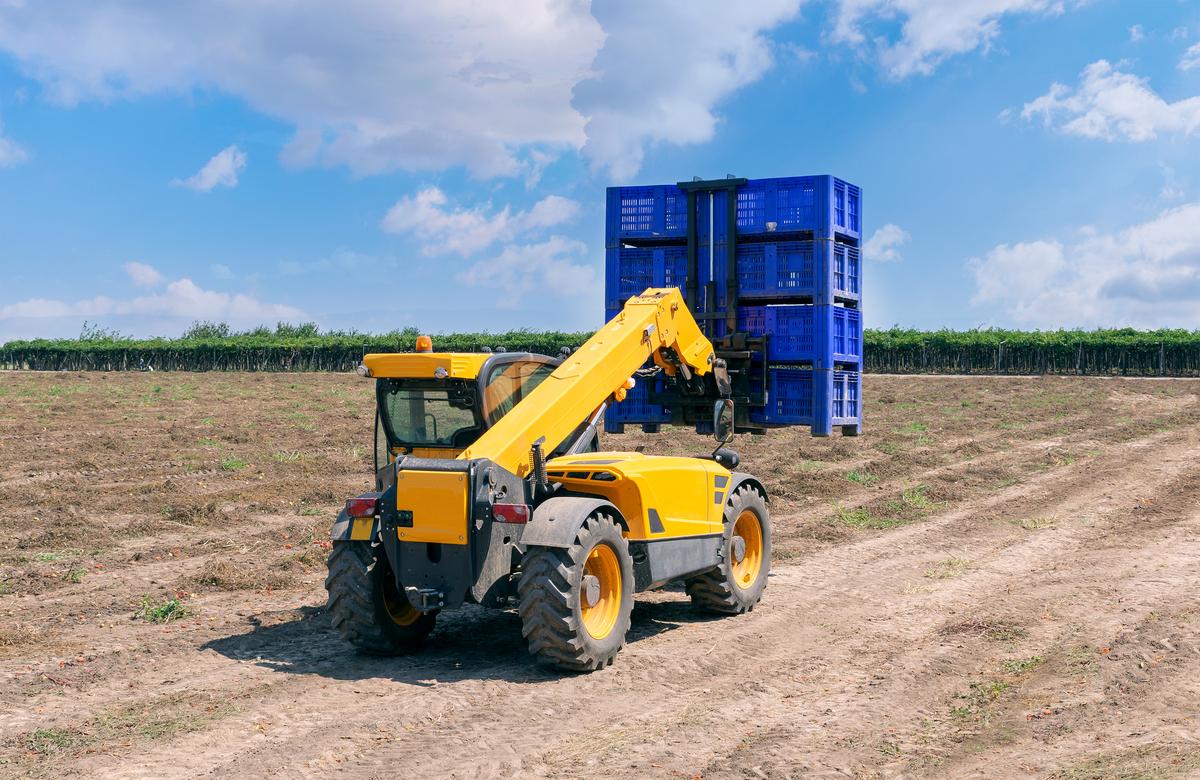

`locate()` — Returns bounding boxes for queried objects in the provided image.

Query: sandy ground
[1,372,1198,779]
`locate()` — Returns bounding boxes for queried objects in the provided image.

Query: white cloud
[457,236,596,306]
[381,188,579,256]
[970,239,1065,314]
[209,263,233,279]
[1181,42,1200,72]
[573,1,801,179]
[522,148,556,190]
[1021,60,1200,141]
[862,224,910,262]
[1159,165,1185,202]
[0,1,1090,179]
[830,0,1074,79]
[1173,26,1189,41]
[122,261,163,287]
[0,1,604,179]
[970,203,1200,328]
[1129,24,1143,43]
[1161,184,1185,201]
[171,145,246,192]
[0,117,27,167]
[0,277,305,325]
[381,189,595,308]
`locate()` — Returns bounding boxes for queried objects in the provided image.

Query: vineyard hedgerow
[866,327,1200,376]
[2,322,1200,376]
[0,322,590,373]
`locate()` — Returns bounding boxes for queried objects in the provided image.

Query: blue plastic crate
[831,307,862,364]
[832,369,861,421]
[698,176,862,244]
[750,367,815,427]
[604,246,691,309]
[750,368,862,436]
[709,239,860,304]
[833,240,860,298]
[605,185,689,242]
[712,304,862,366]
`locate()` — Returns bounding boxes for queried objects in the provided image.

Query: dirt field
[1,371,1198,779]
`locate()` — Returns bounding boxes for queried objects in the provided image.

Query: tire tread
[517,513,632,672]
[324,541,435,655]
[686,484,770,615]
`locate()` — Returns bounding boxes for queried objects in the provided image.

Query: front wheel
[686,484,771,614]
[325,541,437,655]
[517,511,634,672]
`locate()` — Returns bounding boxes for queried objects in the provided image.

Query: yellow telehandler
[325,288,769,671]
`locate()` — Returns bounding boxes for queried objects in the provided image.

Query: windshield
[482,361,556,425]
[377,380,482,449]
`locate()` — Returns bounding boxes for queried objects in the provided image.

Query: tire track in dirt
[43,426,1200,780]
[536,429,1200,779]
[4,375,1198,779]
[695,459,1200,778]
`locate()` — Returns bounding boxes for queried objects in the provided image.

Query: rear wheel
[518,511,633,672]
[686,484,771,614]
[325,541,437,655]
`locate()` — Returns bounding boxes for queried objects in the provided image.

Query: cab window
[377,380,481,449]
[482,360,556,425]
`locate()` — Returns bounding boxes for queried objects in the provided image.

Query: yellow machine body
[392,470,470,545]
[355,289,729,551]
[336,287,762,617]
[362,352,489,380]
[545,452,729,540]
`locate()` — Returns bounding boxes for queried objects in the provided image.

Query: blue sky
[0,0,1198,341]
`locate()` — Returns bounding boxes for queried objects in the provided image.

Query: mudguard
[521,496,621,549]
[329,493,382,542]
[725,472,768,505]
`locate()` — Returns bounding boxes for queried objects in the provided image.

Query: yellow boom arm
[460,288,714,476]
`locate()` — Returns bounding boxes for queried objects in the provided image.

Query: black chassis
[373,455,531,612]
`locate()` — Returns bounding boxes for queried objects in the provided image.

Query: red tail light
[344,496,380,518]
[493,503,530,524]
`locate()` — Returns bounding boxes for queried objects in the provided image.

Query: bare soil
[1,371,1198,779]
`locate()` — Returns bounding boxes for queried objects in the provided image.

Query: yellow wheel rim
[580,543,622,639]
[731,509,764,590]
[382,580,422,627]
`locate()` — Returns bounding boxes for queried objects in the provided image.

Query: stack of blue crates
[604,175,862,437]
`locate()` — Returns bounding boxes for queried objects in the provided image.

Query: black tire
[517,511,634,672]
[686,484,771,614]
[324,540,437,655]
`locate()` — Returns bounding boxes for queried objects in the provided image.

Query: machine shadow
[201,592,722,685]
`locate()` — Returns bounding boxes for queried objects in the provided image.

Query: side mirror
[713,399,735,444]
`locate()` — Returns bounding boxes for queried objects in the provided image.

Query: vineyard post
[1159,343,1164,377]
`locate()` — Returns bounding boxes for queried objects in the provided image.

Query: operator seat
[452,427,483,448]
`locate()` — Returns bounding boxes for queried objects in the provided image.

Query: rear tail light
[493,503,530,524]
[344,496,380,518]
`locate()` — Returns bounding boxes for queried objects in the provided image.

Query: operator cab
[369,349,596,483]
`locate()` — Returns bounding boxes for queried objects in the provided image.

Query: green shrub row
[3,322,1199,376]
